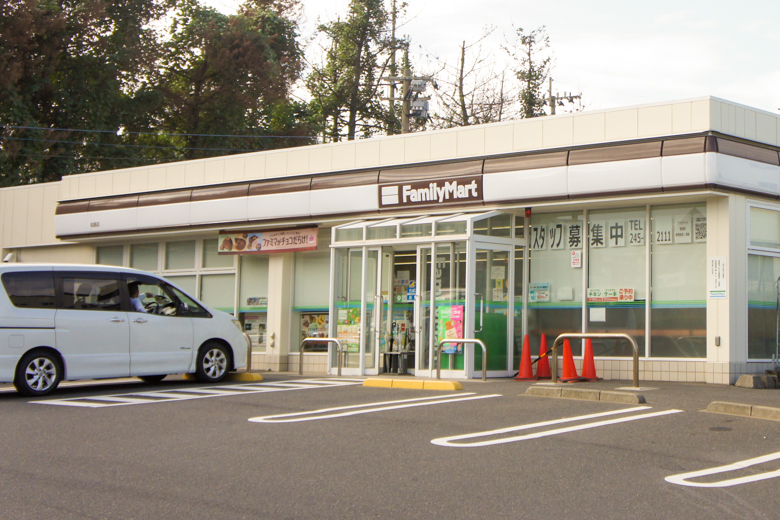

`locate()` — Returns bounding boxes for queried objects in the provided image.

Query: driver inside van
[128,282,146,313]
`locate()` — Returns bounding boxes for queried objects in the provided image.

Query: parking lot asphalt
[1,374,779,519]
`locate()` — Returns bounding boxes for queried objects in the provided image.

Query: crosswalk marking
[32,378,363,408]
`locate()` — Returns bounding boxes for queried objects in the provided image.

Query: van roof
[0,263,148,273]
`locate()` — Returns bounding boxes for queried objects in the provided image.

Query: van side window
[167,285,210,318]
[61,278,122,311]
[1,272,56,308]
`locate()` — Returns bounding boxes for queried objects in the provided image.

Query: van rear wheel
[195,342,230,383]
[14,351,62,397]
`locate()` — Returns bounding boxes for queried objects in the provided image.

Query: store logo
[379,175,483,208]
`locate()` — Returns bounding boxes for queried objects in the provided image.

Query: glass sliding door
[417,246,433,371]
[472,245,511,374]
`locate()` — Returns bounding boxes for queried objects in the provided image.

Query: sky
[204,0,780,115]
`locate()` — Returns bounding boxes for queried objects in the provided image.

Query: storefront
[2,96,780,384]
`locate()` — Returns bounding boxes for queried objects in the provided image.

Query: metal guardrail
[299,338,344,376]
[551,333,639,388]
[436,338,488,382]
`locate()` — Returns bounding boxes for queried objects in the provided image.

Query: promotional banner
[218,227,318,254]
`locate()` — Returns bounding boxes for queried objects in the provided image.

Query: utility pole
[380,45,432,134]
[388,0,398,135]
[548,77,582,116]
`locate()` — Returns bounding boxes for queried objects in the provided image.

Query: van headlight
[232,319,242,332]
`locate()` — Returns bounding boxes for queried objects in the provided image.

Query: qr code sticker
[694,220,706,241]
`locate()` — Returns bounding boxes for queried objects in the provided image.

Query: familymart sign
[379,175,483,208]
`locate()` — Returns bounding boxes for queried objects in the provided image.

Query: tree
[428,30,518,129]
[506,26,551,119]
[0,0,169,186]
[306,0,395,141]
[155,0,312,160]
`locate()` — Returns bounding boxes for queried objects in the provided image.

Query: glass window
[1,272,56,308]
[130,243,158,272]
[513,246,524,370]
[750,207,780,250]
[239,256,269,312]
[335,228,362,242]
[587,207,647,357]
[165,275,197,297]
[436,220,467,236]
[202,238,234,269]
[165,240,196,270]
[528,212,584,356]
[650,203,706,358]
[200,273,236,313]
[96,246,123,266]
[60,277,122,311]
[747,255,779,360]
[514,216,525,239]
[291,251,331,353]
[474,214,512,237]
[400,222,432,238]
[367,225,397,240]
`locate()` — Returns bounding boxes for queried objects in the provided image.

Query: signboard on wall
[218,227,318,254]
[378,175,483,208]
[709,257,727,299]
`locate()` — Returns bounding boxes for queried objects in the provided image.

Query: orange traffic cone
[581,338,601,381]
[514,335,536,381]
[559,339,585,382]
[535,334,551,379]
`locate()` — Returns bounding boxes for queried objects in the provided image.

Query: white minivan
[0,263,249,396]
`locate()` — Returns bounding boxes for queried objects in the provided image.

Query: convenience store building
[3,96,780,385]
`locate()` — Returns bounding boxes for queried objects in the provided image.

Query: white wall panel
[54,212,93,237]
[88,207,138,233]
[310,185,377,216]
[568,157,662,195]
[661,154,706,187]
[483,167,568,202]
[136,202,190,230]
[247,191,310,220]
[190,197,248,225]
[708,154,780,195]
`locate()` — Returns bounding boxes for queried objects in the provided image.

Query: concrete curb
[706,401,780,421]
[363,379,462,391]
[525,386,646,404]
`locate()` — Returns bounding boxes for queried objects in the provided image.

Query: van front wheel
[195,343,230,383]
[15,351,62,397]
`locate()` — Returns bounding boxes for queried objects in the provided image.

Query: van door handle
[132,318,148,324]
[109,317,125,323]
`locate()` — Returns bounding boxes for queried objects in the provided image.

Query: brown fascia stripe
[378,160,482,183]
[55,133,780,215]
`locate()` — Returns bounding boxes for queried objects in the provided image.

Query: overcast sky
[204,0,780,115]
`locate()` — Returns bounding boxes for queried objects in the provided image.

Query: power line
[2,152,156,162]
[1,136,261,153]
[0,124,314,140]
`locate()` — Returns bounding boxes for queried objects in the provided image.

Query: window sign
[571,250,582,268]
[438,305,464,354]
[709,257,727,299]
[628,218,645,246]
[529,282,550,302]
[567,223,583,249]
[548,223,565,250]
[694,215,707,243]
[589,221,606,248]
[654,217,674,244]
[607,220,626,247]
[674,215,692,243]
[530,224,547,250]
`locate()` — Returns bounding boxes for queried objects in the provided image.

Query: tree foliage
[0,0,312,186]
[306,0,395,141]
[506,26,551,119]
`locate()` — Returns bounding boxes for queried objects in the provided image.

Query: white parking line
[32,378,363,408]
[249,393,502,423]
[431,407,683,447]
[665,451,780,488]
